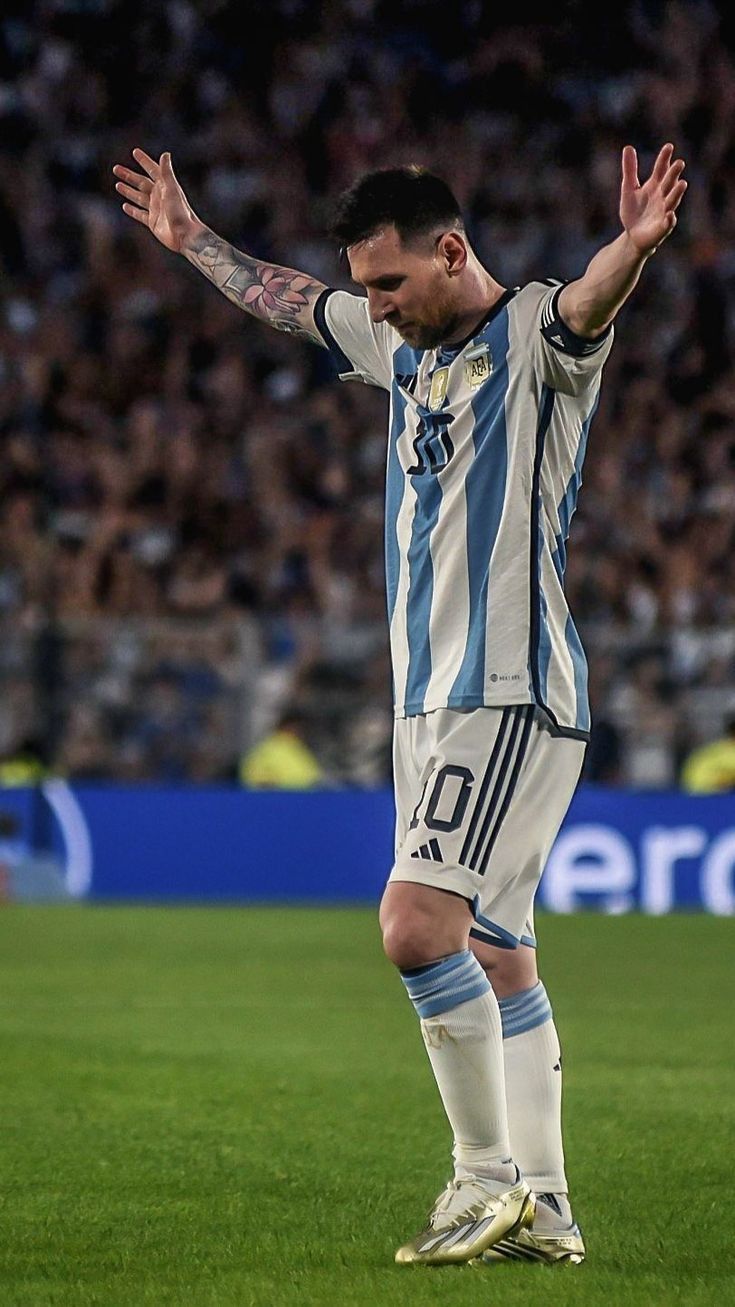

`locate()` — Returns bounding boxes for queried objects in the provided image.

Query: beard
[392,289,462,350]
[398,320,457,349]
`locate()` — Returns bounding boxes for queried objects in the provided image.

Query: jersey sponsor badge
[427,366,449,411]
[464,343,492,389]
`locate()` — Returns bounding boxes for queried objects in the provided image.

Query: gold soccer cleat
[477,1208,585,1265]
[394,1173,536,1266]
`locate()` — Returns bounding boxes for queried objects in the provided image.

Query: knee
[376,899,452,972]
[379,883,472,971]
[381,909,440,971]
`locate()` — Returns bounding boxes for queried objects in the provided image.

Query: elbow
[559,305,612,340]
[556,285,613,340]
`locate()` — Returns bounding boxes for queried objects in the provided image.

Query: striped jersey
[314,281,612,738]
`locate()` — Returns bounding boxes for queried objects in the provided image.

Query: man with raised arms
[113,143,685,1266]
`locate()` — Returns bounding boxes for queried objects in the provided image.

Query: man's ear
[437,230,468,276]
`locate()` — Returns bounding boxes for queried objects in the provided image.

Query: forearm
[559,232,652,338]
[182,223,327,339]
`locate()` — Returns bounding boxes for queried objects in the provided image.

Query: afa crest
[464,343,493,389]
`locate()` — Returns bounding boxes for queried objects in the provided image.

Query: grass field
[0,906,733,1307]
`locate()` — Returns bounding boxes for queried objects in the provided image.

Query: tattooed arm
[184,228,326,341]
[113,148,328,343]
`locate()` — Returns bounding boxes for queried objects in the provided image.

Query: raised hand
[113,149,202,252]
[620,143,687,255]
[113,147,327,343]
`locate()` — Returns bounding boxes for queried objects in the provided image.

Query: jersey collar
[437,287,519,359]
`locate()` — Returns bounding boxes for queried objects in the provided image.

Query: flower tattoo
[241,266,313,317]
[186,232,325,340]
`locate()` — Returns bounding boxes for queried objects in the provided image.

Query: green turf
[0,906,733,1306]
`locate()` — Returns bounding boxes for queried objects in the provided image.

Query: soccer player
[113,143,686,1266]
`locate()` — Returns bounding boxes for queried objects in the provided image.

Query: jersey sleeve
[313,289,394,390]
[519,281,614,396]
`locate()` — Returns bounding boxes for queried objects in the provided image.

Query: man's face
[347,225,462,350]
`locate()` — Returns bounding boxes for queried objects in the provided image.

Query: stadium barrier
[0,784,734,913]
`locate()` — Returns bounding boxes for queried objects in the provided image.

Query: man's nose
[368,291,394,323]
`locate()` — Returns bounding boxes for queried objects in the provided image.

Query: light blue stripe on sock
[401,949,491,1019]
[498,982,552,1038]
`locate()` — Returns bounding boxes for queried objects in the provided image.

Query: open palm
[620,143,687,254]
[113,149,200,253]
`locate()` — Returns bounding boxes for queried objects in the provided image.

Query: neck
[442,259,506,345]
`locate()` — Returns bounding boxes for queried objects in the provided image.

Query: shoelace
[429,1178,497,1230]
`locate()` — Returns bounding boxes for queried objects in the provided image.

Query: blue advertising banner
[0,783,734,913]
[538,786,735,915]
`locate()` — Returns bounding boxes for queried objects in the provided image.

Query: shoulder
[512,279,563,310]
[503,281,562,347]
[320,288,399,345]
[316,289,401,387]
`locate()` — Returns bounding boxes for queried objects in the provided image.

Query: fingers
[112,164,153,194]
[624,142,687,209]
[121,203,150,227]
[651,142,674,183]
[131,148,161,180]
[115,181,150,209]
[160,151,180,187]
[662,157,686,198]
[667,178,688,211]
[622,145,639,190]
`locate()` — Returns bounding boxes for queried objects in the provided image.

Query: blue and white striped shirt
[314,281,612,738]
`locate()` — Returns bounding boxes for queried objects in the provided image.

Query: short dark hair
[329,166,463,250]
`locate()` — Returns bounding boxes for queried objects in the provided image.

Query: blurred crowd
[1,0,734,787]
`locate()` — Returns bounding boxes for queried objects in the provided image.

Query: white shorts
[390,705,586,949]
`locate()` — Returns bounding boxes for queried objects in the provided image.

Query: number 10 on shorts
[409,765,476,833]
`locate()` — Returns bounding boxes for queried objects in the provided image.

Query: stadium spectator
[680,708,735,793]
[239,706,325,789]
[0,2,734,784]
[0,736,48,787]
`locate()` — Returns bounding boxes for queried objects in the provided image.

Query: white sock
[401,950,515,1184]
[534,1191,573,1231]
[498,983,568,1195]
